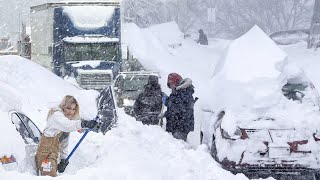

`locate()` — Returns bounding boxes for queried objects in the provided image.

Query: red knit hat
[167,73,182,88]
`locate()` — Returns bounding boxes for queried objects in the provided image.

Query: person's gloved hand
[57,159,69,173]
[81,120,98,129]
[161,92,168,105]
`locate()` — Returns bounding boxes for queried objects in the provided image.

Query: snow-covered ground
[1,21,320,180]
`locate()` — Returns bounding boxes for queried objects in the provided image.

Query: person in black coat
[133,76,163,125]
[197,29,208,45]
[162,73,195,141]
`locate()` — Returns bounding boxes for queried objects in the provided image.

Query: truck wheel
[210,135,218,161]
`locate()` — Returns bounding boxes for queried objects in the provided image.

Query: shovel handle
[66,129,90,161]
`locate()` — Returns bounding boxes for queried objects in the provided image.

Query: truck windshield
[64,43,118,62]
[122,76,150,91]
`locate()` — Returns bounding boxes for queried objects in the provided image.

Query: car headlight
[123,98,135,106]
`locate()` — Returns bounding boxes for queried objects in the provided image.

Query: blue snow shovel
[66,129,90,161]
[58,85,118,174]
[57,113,115,173]
[57,129,90,173]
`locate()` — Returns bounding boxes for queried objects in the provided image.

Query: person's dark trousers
[172,132,188,141]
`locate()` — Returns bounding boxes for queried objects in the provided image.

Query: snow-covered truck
[30,1,121,90]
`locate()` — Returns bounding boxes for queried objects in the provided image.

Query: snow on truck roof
[63,36,119,43]
[31,2,119,29]
[31,1,120,11]
[63,6,117,29]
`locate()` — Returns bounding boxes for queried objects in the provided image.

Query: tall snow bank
[0,56,98,129]
[212,25,287,82]
[208,25,319,134]
[210,25,288,112]
[122,23,174,75]
[148,21,184,46]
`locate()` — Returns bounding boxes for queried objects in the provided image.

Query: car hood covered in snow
[210,25,320,135]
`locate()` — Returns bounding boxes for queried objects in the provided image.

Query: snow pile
[0,112,26,165]
[63,6,116,29]
[0,109,250,180]
[122,23,174,76]
[210,26,288,120]
[209,26,320,135]
[212,25,287,82]
[0,55,98,129]
[148,21,184,47]
[122,22,222,95]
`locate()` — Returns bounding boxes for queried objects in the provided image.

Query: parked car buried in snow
[113,71,160,116]
[0,111,41,172]
[269,29,310,45]
[200,73,320,179]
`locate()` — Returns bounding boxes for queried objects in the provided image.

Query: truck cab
[61,35,121,89]
[30,1,121,90]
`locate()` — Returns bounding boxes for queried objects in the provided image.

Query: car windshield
[282,83,308,101]
[64,42,118,62]
[281,80,320,108]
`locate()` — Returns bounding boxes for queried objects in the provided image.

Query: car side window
[11,113,33,144]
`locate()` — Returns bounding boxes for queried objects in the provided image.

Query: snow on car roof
[63,6,116,29]
[209,25,320,134]
[212,25,287,82]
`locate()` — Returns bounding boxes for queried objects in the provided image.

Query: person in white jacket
[35,95,97,177]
